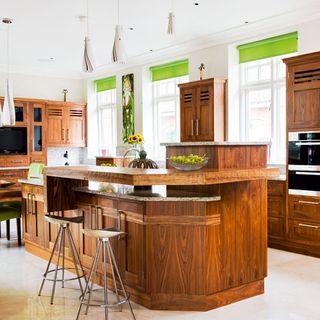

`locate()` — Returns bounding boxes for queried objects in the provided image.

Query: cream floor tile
[0,225,319,320]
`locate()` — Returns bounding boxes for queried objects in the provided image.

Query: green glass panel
[150,59,189,82]
[237,32,298,64]
[95,76,116,92]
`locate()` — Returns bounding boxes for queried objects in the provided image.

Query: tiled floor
[0,222,319,320]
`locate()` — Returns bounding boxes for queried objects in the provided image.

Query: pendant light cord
[117,0,120,24]
[86,0,89,36]
[6,23,10,79]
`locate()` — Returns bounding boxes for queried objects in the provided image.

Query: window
[152,75,189,159]
[97,89,117,155]
[240,55,290,164]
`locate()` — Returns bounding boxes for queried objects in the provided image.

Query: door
[46,105,66,146]
[288,62,320,130]
[180,88,196,142]
[196,85,213,141]
[67,106,86,147]
[30,102,46,164]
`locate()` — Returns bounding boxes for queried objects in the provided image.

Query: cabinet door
[196,85,214,141]
[67,106,86,147]
[180,88,196,142]
[288,63,320,130]
[46,106,66,146]
[30,103,46,164]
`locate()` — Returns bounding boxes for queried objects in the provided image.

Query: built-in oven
[288,131,320,196]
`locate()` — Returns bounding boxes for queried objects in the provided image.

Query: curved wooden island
[21,143,279,311]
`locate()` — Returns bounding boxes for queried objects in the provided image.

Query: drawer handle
[298,223,320,229]
[298,200,320,205]
[2,173,13,176]
[191,120,194,136]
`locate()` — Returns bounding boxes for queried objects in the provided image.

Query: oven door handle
[295,142,320,146]
[295,171,320,176]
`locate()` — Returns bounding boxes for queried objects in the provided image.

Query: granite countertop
[74,182,221,202]
[18,178,44,186]
[161,141,271,147]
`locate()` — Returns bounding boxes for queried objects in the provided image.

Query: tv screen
[0,127,27,154]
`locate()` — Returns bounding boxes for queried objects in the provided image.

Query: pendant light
[82,0,95,72]
[2,18,15,127]
[112,0,126,64]
[167,0,175,35]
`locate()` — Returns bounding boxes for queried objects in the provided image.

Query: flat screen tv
[0,127,27,155]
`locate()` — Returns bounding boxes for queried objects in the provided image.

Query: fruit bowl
[168,155,208,171]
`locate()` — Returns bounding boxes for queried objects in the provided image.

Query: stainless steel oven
[288,131,320,196]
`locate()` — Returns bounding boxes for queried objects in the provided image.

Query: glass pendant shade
[83,36,94,72]
[2,79,15,126]
[112,25,126,64]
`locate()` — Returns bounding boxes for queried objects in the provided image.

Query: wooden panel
[288,195,320,222]
[268,196,284,217]
[46,106,65,146]
[180,88,196,142]
[67,106,86,147]
[268,217,285,238]
[267,180,284,195]
[0,169,28,181]
[0,156,29,167]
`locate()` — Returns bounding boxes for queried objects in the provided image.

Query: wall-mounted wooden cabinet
[178,78,226,142]
[46,102,86,147]
[284,52,320,130]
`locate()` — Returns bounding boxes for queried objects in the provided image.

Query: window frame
[152,75,189,160]
[96,88,117,156]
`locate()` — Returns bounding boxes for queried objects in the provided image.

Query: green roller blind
[237,32,298,64]
[150,59,189,81]
[95,76,116,92]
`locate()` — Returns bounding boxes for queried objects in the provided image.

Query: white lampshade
[2,79,15,126]
[83,36,94,72]
[112,25,126,64]
[167,12,175,35]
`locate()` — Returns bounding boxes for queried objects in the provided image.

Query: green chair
[0,201,22,246]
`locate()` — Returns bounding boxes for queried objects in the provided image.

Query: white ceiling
[0,0,320,78]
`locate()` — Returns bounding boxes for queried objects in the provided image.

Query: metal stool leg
[76,240,102,320]
[103,241,109,320]
[61,227,65,288]
[38,227,62,297]
[107,240,136,320]
[66,227,85,295]
[106,239,122,311]
[50,226,64,304]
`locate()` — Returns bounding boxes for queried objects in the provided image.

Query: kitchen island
[20,143,279,311]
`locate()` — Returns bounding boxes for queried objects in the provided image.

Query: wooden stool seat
[44,214,83,225]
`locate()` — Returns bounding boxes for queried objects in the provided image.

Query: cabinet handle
[31,193,36,215]
[61,128,65,141]
[2,173,13,176]
[298,223,320,229]
[27,193,32,215]
[298,200,320,205]
[296,172,320,176]
[96,206,103,229]
[11,160,23,163]
[191,120,194,136]
[196,119,199,136]
[67,128,70,142]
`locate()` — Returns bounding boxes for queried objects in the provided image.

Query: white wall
[0,72,85,102]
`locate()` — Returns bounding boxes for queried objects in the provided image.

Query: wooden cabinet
[21,184,45,246]
[284,52,320,130]
[267,180,285,239]
[0,98,29,127]
[0,168,28,181]
[179,78,226,142]
[46,102,86,147]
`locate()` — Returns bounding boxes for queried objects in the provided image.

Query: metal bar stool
[76,228,136,320]
[38,214,87,304]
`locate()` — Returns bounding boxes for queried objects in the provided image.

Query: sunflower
[137,136,144,143]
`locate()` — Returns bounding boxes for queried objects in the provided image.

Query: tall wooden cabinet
[46,102,86,147]
[178,78,226,142]
[284,52,320,130]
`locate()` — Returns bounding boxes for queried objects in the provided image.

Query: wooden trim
[144,214,220,226]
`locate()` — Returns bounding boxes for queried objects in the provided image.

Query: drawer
[289,195,320,222]
[267,180,284,196]
[268,217,285,238]
[268,196,284,217]
[0,156,29,167]
[30,156,46,164]
[288,219,320,243]
[96,197,117,209]
[21,184,44,201]
[75,192,96,205]
[0,169,28,181]
[118,200,144,214]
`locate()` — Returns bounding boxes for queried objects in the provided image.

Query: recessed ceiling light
[149,49,153,52]
[129,27,134,30]
[244,21,249,24]
[38,57,55,63]
[194,2,199,6]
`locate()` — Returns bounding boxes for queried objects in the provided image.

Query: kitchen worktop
[161,141,271,146]
[74,181,221,202]
[44,165,279,186]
